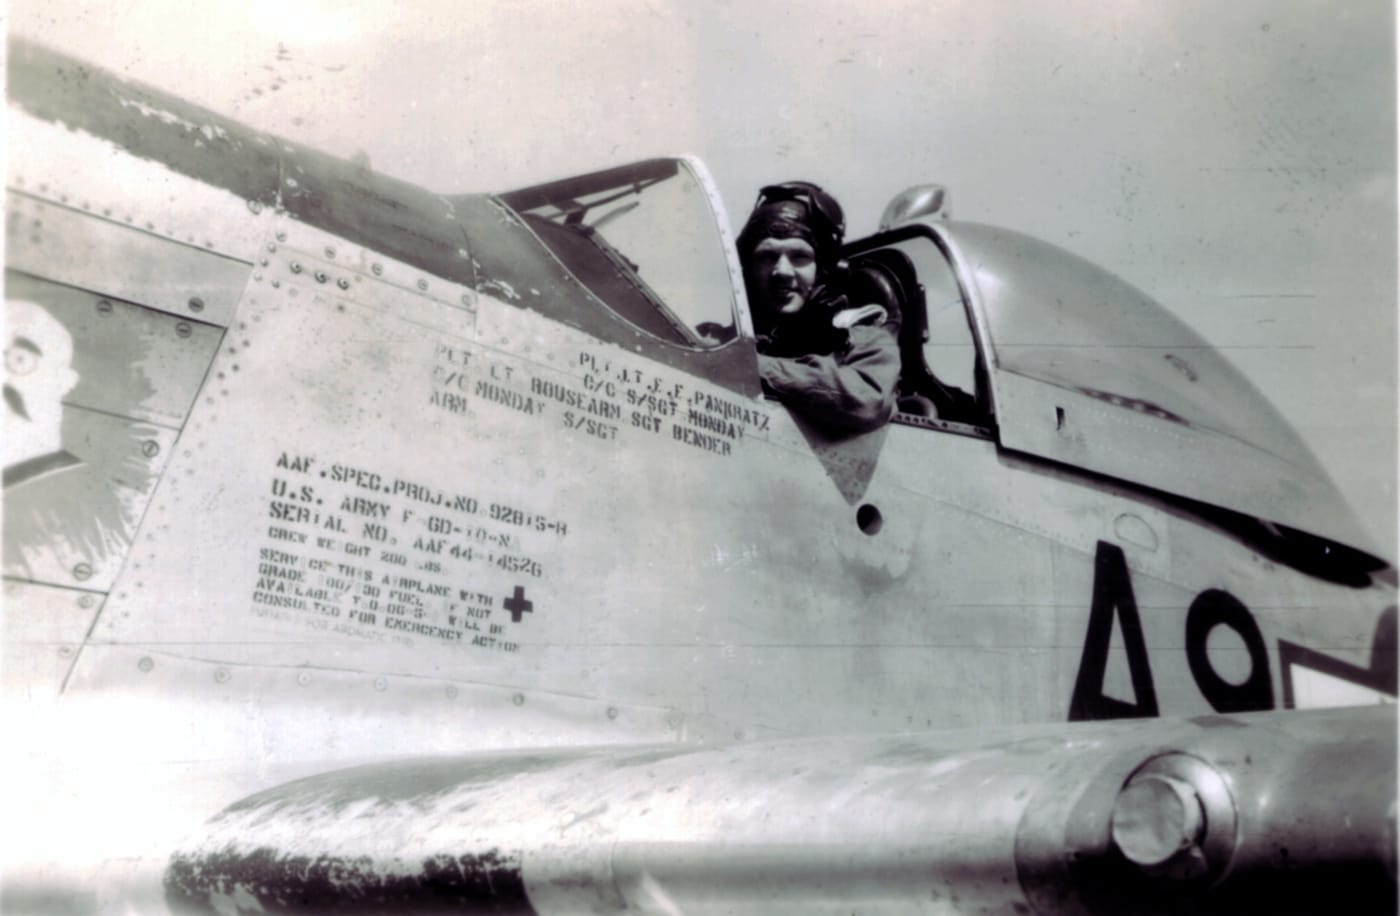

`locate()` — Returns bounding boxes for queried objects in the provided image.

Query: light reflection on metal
[935,221,1373,554]
[1111,755,1231,880]
[879,184,951,230]
[7,108,265,261]
[166,707,1394,915]
[7,192,250,327]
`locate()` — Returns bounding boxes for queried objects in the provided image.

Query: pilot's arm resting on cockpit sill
[757,303,900,435]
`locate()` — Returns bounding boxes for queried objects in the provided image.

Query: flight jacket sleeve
[757,319,901,435]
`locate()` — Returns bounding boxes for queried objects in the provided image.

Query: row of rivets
[13,177,225,251]
[259,229,478,308]
[92,295,204,323]
[117,660,646,726]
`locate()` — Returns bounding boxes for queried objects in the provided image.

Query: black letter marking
[1185,589,1274,713]
[1068,541,1159,721]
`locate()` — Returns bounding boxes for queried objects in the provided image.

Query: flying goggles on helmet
[749,181,846,259]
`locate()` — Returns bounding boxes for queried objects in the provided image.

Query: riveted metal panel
[7,105,270,263]
[277,143,477,290]
[8,41,758,393]
[5,272,224,427]
[80,241,780,704]
[6,191,253,327]
[1,580,102,698]
[74,251,1071,734]
[61,645,708,764]
[71,260,1396,736]
[4,275,216,593]
[4,406,178,591]
[266,215,479,316]
[85,266,543,680]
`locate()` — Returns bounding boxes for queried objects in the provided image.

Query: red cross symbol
[503,585,533,623]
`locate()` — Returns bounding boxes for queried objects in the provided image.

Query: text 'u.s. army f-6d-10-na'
[3,37,1395,916]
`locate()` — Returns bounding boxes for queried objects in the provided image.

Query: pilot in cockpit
[737,182,901,435]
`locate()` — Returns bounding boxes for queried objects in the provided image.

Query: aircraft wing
[166,705,1395,915]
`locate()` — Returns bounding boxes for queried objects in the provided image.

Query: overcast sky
[10,0,1397,555]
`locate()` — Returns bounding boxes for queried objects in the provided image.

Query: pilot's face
[749,237,818,318]
[4,299,78,427]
